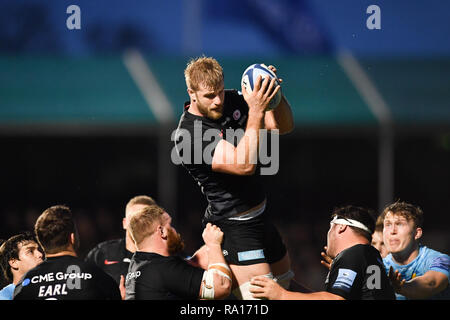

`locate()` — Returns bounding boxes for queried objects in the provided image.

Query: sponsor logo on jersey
[237,249,265,262]
[233,109,241,121]
[126,271,141,281]
[104,259,119,265]
[332,268,357,292]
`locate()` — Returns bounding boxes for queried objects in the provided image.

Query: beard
[167,228,185,255]
[197,100,223,120]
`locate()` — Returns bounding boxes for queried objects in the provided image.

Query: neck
[392,242,420,265]
[45,250,77,258]
[187,101,203,117]
[12,273,24,285]
[125,232,137,253]
[335,237,369,258]
[137,237,169,257]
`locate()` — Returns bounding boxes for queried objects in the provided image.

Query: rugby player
[13,205,121,300]
[372,214,388,258]
[0,232,43,300]
[250,206,396,300]
[382,201,449,299]
[125,204,232,300]
[85,195,155,284]
[174,56,295,299]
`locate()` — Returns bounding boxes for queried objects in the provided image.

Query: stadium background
[0,0,449,291]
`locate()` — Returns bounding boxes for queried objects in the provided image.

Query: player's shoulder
[420,245,448,259]
[340,243,373,257]
[0,283,15,300]
[89,238,125,253]
[418,246,450,269]
[334,244,373,268]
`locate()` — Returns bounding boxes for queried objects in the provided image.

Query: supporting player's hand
[202,223,224,247]
[119,275,126,300]
[250,276,286,300]
[320,246,333,270]
[388,266,406,293]
[241,74,281,114]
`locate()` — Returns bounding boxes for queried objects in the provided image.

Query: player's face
[371,230,388,258]
[167,227,185,255]
[326,223,338,258]
[193,82,225,120]
[383,212,420,255]
[14,241,43,276]
[161,213,185,255]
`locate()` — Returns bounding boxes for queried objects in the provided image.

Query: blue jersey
[383,245,450,300]
[0,284,15,300]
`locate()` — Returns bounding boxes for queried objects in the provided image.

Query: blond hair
[126,195,156,212]
[128,204,166,246]
[184,56,224,91]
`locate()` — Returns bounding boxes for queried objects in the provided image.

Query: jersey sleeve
[429,254,450,277]
[327,251,364,299]
[85,245,103,267]
[161,257,204,299]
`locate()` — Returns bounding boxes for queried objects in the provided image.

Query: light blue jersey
[383,245,450,300]
[0,284,15,300]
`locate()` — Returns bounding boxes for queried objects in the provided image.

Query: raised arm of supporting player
[212,75,280,176]
[198,223,232,299]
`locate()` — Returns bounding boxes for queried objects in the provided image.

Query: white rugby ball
[241,63,282,110]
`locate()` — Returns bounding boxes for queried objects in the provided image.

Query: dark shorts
[205,214,287,266]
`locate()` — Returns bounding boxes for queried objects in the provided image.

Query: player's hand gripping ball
[241,63,282,111]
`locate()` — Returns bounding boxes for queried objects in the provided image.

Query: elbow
[280,121,295,135]
[240,164,256,176]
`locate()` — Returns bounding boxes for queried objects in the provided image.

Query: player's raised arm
[198,223,232,299]
[263,65,294,135]
[212,75,280,176]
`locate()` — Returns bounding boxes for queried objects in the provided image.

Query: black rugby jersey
[174,89,266,223]
[325,244,396,300]
[13,255,121,300]
[85,238,133,285]
[125,251,204,300]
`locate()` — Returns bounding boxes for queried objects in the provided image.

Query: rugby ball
[241,63,282,111]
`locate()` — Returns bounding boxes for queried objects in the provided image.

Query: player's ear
[187,88,195,100]
[9,258,19,271]
[122,217,127,230]
[158,225,167,239]
[414,227,423,240]
[338,224,347,234]
[70,233,76,246]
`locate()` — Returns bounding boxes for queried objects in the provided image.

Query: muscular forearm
[233,109,265,174]
[264,95,294,134]
[399,276,448,299]
[206,243,227,265]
